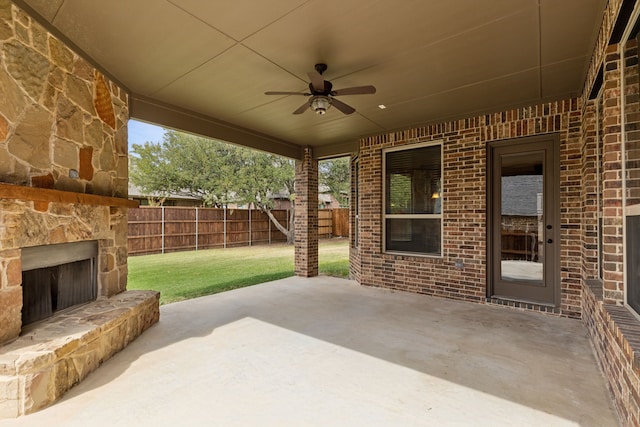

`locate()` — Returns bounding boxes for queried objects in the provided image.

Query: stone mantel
[0,183,139,209]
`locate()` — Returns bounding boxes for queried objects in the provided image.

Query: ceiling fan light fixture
[265,64,375,115]
[311,96,331,115]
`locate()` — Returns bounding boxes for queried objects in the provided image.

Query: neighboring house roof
[501,176,542,216]
[129,184,345,205]
[128,183,202,201]
[319,193,332,203]
[269,189,291,200]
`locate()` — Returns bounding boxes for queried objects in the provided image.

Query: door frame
[486,134,561,307]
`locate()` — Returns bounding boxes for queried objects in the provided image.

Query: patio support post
[294,147,319,277]
[601,43,624,303]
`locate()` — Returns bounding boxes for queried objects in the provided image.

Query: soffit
[16,0,607,159]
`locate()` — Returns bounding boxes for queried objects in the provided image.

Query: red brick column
[349,155,361,282]
[580,99,599,281]
[601,43,624,304]
[294,147,318,277]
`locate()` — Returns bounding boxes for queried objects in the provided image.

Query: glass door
[489,136,559,305]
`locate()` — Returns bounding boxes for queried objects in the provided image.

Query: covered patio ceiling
[16,0,606,159]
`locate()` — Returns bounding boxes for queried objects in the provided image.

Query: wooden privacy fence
[128,207,349,256]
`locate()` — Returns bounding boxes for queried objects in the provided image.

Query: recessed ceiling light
[378,104,387,110]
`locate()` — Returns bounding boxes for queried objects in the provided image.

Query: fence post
[268,213,271,245]
[195,207,199,251]
[249,208,252,246]
[161,206,165,254]
[223,206,227,249]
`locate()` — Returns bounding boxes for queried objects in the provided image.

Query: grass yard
[128,238,349,304]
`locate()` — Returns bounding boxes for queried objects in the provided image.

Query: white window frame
[382,140,443,257]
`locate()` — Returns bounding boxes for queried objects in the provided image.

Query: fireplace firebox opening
[21,241,98,326]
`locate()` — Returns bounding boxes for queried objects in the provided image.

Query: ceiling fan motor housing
[309,80,333,95]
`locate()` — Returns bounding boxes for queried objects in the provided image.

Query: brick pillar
[349,155,361,282]
[601,43,624,304]
[294,147,318,277]
[580,99,599,281]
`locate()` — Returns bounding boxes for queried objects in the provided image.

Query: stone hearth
[0,290,159,418]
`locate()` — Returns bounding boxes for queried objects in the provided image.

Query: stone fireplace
[0,2,159,418]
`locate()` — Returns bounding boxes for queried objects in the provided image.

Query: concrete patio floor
[4,276,618,426]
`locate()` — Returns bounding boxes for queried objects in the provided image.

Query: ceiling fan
[265,63,376,115]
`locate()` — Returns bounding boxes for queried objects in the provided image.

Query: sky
[127,119,166,151]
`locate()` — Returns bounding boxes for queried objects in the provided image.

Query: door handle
[547,238,553,244]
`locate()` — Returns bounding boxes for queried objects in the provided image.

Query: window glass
[385,145,441,215]
[384,143,442,256]
[385,218,441,253]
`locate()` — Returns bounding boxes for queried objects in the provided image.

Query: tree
[232,147,296,243]
[130,130,296,243]
[319,157,350,207]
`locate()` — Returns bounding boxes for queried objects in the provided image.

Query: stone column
[294,147,318,277]
[0,249,22,345]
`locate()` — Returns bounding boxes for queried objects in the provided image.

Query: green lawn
[127,238,350,304]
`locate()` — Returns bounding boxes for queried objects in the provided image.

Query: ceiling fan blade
[332,85,376,96]
[293,102,309,115]
[308,71,325,92]
[265,91,309,96]
[331,98,356,115]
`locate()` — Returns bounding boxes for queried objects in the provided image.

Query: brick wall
[355,100,583,317]
[581,97,600,283]
[578,26,640,427]
[583,282,640,425]
[351,0,640,423]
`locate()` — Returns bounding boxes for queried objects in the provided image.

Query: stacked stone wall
[0,0,128,195]
[0,3,161,417]
[0,1,131,345]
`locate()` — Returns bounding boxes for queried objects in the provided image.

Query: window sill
[584,280,640,370]
[382,250,444,261]
[585,278,603,300]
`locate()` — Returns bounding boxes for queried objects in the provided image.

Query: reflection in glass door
[500,152,544,283]
[489,136,559,305]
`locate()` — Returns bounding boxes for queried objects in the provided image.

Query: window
[383,142,442,256]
